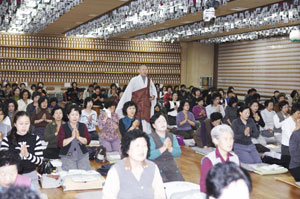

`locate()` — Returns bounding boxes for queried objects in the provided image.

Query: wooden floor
[41,146,300,199]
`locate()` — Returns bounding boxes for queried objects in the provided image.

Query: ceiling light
[230,7,248,11]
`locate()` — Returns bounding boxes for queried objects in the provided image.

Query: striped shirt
[1,133,43,173]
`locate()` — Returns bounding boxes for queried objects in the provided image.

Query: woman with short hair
[17,89,32,112]
[103,129,165,199]
[119,101,142,137]
[57,105,92,171]
[200,124,240,193]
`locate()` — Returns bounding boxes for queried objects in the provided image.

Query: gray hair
[211,124,234,141]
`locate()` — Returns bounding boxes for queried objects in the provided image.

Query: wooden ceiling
[37,0,292,41]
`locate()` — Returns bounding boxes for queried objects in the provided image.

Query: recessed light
[119,0,129,2]
[181,21,194,24]
[230,7,248,11]
[88,14,98,17]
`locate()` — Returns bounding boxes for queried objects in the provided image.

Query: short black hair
[0,150,20,167]
[180,84,186,89]
[20,89,31,100]
[38,96,48,108]
[30,84,36,90]
[0,185,39,199]
[291,103,300,115]
[178,100,190,112]
[95,86,101,91]
[31,91,41,100]
[274,90,279,94]
[66,104,81,115]
[237,105,249,115]
[110,83,117,89]
[0,104,8,118]
[150,112,166,129]
[84,97,93,108]
[227,90,234,95]
[277,93,286,100]
[49,97,58,104]
[88,84,94,88]
[20,83,26,87]
[121,129,150,158]
[210,112,223,122]
[51,106,64,117]
[228,97,238,107]
[122,101,138,116]
[291,90,298,98]
[249,100,259,108]
[211,93,221,103]
[264,100,273,107]
[206,162,252,199]
[279,100,289,110]
[196,97,204,103]
[253,93,260,101]
[71,82,77,87]
[105,100,117,109]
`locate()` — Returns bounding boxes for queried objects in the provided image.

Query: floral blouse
[98,111,120,139]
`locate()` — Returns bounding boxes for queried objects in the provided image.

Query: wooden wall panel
[217,37,300,97]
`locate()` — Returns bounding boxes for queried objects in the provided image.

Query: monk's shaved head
[139,65,148,77]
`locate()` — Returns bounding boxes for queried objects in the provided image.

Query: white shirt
[260,109,276,130]
[281,116,296,146]
[206,104,225,118]
[79,109,98,132]
[273,112,288,129]
[17,99,33,112]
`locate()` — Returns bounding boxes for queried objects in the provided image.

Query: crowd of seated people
[1,80,300,197]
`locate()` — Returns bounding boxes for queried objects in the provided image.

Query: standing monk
[116,65,157,134]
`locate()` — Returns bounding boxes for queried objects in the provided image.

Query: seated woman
[17,89,33,112]
[10,87,21,102]
[273,100,289,144]
[281,104,300,168]
[31,96,52,140]
[194,112,222,148]
[289,128,300,186]
[79,97,99,140]
[200,124,240,193]
[66,82,80,105]
[26,92,41,118]
[260,100,276,138]
[0,150,35,191]
[0,106,12,142]
[103,129,165,199]
[224,97,238,125]
[98,101,120,152]
[231,105,261,164]
[192,97,207,123]
[119,101,142,138]
[1,111,43,194]
[44,107,65,159]
[4,99,18,121]
[57,105,92,171]
[48,97,60,110]
[206,93,225,119]
[176,100,196,139]
[148,113,184,182]
[249,100,267,146]
[165,92,180,126]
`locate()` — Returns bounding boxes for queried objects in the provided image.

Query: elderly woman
[148,113,184,182]
[98,101,120,152]
[31,96,52,140]
[44,107,65,159]
[103,129,165,199]
[200,124,240,193]
[57,105,92,171]
[231,105,261,164]
[119,101,142,137]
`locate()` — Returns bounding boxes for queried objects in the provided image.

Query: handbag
[38,159,55,174]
